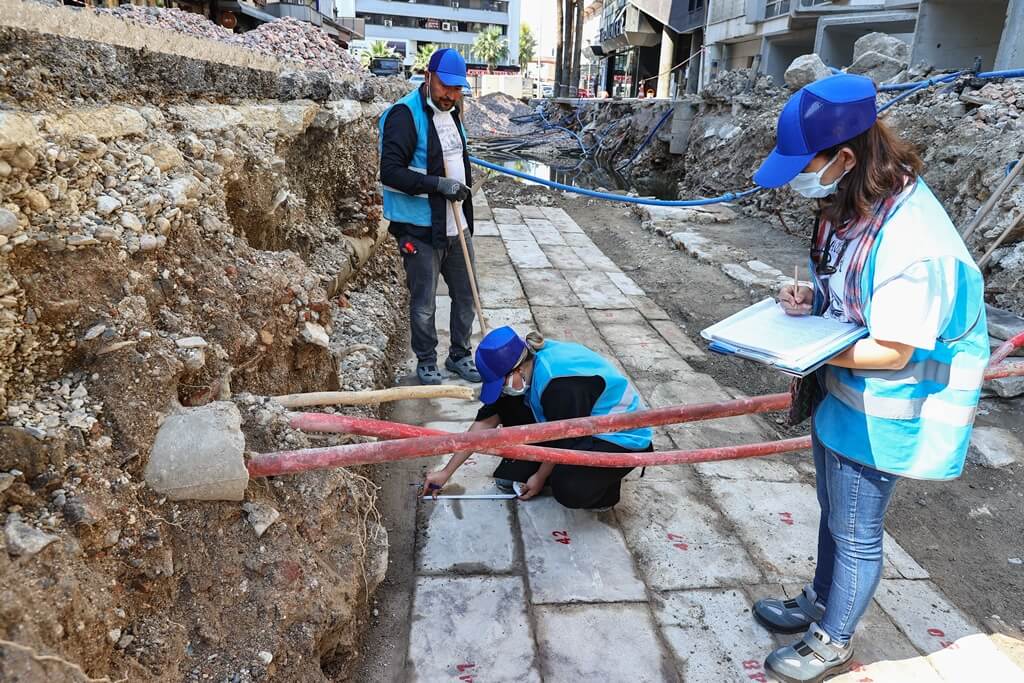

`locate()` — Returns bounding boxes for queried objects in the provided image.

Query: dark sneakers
[753,584,826,634]
[764,622,855,683]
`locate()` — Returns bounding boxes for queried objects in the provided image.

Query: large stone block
[144,401,248,501]
[785,54,832,91]
[0,112,42,151]
[848,51,907,83]
[48,106,149,140]
[853,32,910,63]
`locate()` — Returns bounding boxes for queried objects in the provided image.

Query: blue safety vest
[812,179,989,480]
[379,88,432,227]
[527,341,652,451]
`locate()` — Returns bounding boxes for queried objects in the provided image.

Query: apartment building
[351,0,521,71]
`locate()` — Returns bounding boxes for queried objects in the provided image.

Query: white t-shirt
[823,230,956,351]
[429,102,468,237]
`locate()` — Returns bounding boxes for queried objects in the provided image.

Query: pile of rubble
[98,6,366,77]
[462,92,537,138]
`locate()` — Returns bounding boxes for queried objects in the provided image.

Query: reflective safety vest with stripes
[812,179,990,480]
[379,88,433,227]
[527,340,653,451]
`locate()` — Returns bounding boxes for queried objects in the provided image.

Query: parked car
[541,83,553,97]
[369,56,403,77]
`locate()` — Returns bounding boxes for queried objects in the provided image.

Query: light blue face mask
[789,153,849,199]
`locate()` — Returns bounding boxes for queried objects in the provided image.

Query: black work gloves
[435,177,471,203]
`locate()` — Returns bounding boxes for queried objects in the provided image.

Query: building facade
[352,0,521,71]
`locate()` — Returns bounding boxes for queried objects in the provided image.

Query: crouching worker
[422,326,652,510]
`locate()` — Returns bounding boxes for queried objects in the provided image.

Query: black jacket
[379,85,475,249]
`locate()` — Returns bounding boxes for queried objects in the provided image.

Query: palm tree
[413,43,438,73]
[519,24,537,71]
[472,27,508,73]
[360,40,397,68]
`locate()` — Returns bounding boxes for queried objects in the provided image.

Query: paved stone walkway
[389,192,1024,682]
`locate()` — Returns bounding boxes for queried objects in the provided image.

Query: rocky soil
[1,12,408,683]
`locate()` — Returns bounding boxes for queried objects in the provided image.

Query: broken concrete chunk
[300,322,330,348]
[175,336,208,349]
[5,514,59,557]
[969,427,1023,468]
[983,375,1024,399]
[242,502,280,538]
[145,401,248,501]
[784,54,831,91]
[848,51,907,84]
[853,32,910,64]
[987,305,1024,341]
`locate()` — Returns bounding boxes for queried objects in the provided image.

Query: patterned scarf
[811,180,917,325]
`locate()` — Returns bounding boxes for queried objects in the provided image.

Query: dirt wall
[0,19,407,683]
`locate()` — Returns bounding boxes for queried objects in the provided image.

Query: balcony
[357,0,509,24]
[670,0,706,33]
[764,0,791,19]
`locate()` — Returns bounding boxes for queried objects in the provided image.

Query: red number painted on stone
[927,627,945,637]
[742,661,761,670]
[552,530,571,545]
[748,674,767,682]
[940,640,959,650]
[778,512,794,526]
[456,664,476,673]
[458,677,474,682]
[742,659,767,680]
[666,533,689,550]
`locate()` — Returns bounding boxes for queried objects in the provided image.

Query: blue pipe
[877,71,962,92]
[616,107,675,171]
[471,156,761,207]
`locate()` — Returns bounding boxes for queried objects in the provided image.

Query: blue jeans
[811,434,900,644]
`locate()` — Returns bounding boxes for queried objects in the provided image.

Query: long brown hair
[819,119,923,225]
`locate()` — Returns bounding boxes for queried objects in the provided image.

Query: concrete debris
[784,54,831,91]
[144,401,249,501]
[242,501,280,538]
[847,50,909,84]
[853,32,911,63]
[98,7,367,78]
[5,513,59,557]
[969,427,1023,468]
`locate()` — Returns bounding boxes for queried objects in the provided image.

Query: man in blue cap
[379,48,480,385]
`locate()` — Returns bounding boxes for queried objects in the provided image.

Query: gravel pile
[97,6,366,77]
[462,92,537,138]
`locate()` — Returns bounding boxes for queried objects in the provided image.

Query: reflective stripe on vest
[813,180,989,480]
[527,341,652,451]
[379,89,432,227]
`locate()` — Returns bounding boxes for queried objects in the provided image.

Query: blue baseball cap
[476,326,527,404]
[754,73,878,188]
[427,48,470,89]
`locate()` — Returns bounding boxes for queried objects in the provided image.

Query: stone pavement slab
[530,306,618,359]
[562,231,598,247]
[708,479,820,583]
[572,244,621,272]
[480,307,535,333]
[477,265,527,308]
[540,206,584,232]
[408,576,541,683]
[653,588,777,682]
[873,579,979,653]
[630,294,671,320]
[618,480,761,589]
[607,271,646,296]
[471,235,509,267]
[515,204,546,219]
[534,603,676,682]
[539,244,588,270]
[417,500,517,574]
[504,239,553,269]
[517,496,647,603]
[564,270,633,309]
[491,207,522,224]
[526,220,567,246]
[649,318,707,362]
[517,269,580,307]
[496,223,533,242]
[473,219,499,236]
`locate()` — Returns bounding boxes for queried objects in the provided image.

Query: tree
[519,24,537,70]
[560,0,572,96]
[414,43,438,72]
[360,40,397,67]
[569,0,583,96]
[472,27,508,73]
[554,0,564,95]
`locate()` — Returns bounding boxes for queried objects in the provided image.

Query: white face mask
[789,153,849,199]
[501,368,530,397]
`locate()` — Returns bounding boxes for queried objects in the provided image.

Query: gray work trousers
[398,233,477,365]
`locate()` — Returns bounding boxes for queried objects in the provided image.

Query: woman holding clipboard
[748,74,989,682]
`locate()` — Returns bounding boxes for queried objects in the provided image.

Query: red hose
[285,412,813,466]
[246,392,791,477]
[991,330,1024,365]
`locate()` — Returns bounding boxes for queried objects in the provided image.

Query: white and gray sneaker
[753,584,826,634]
[764,622,854,683]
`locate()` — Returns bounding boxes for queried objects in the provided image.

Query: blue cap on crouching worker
[754,73,878,189]
[476,326,527,405]
[428,48,471,89]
